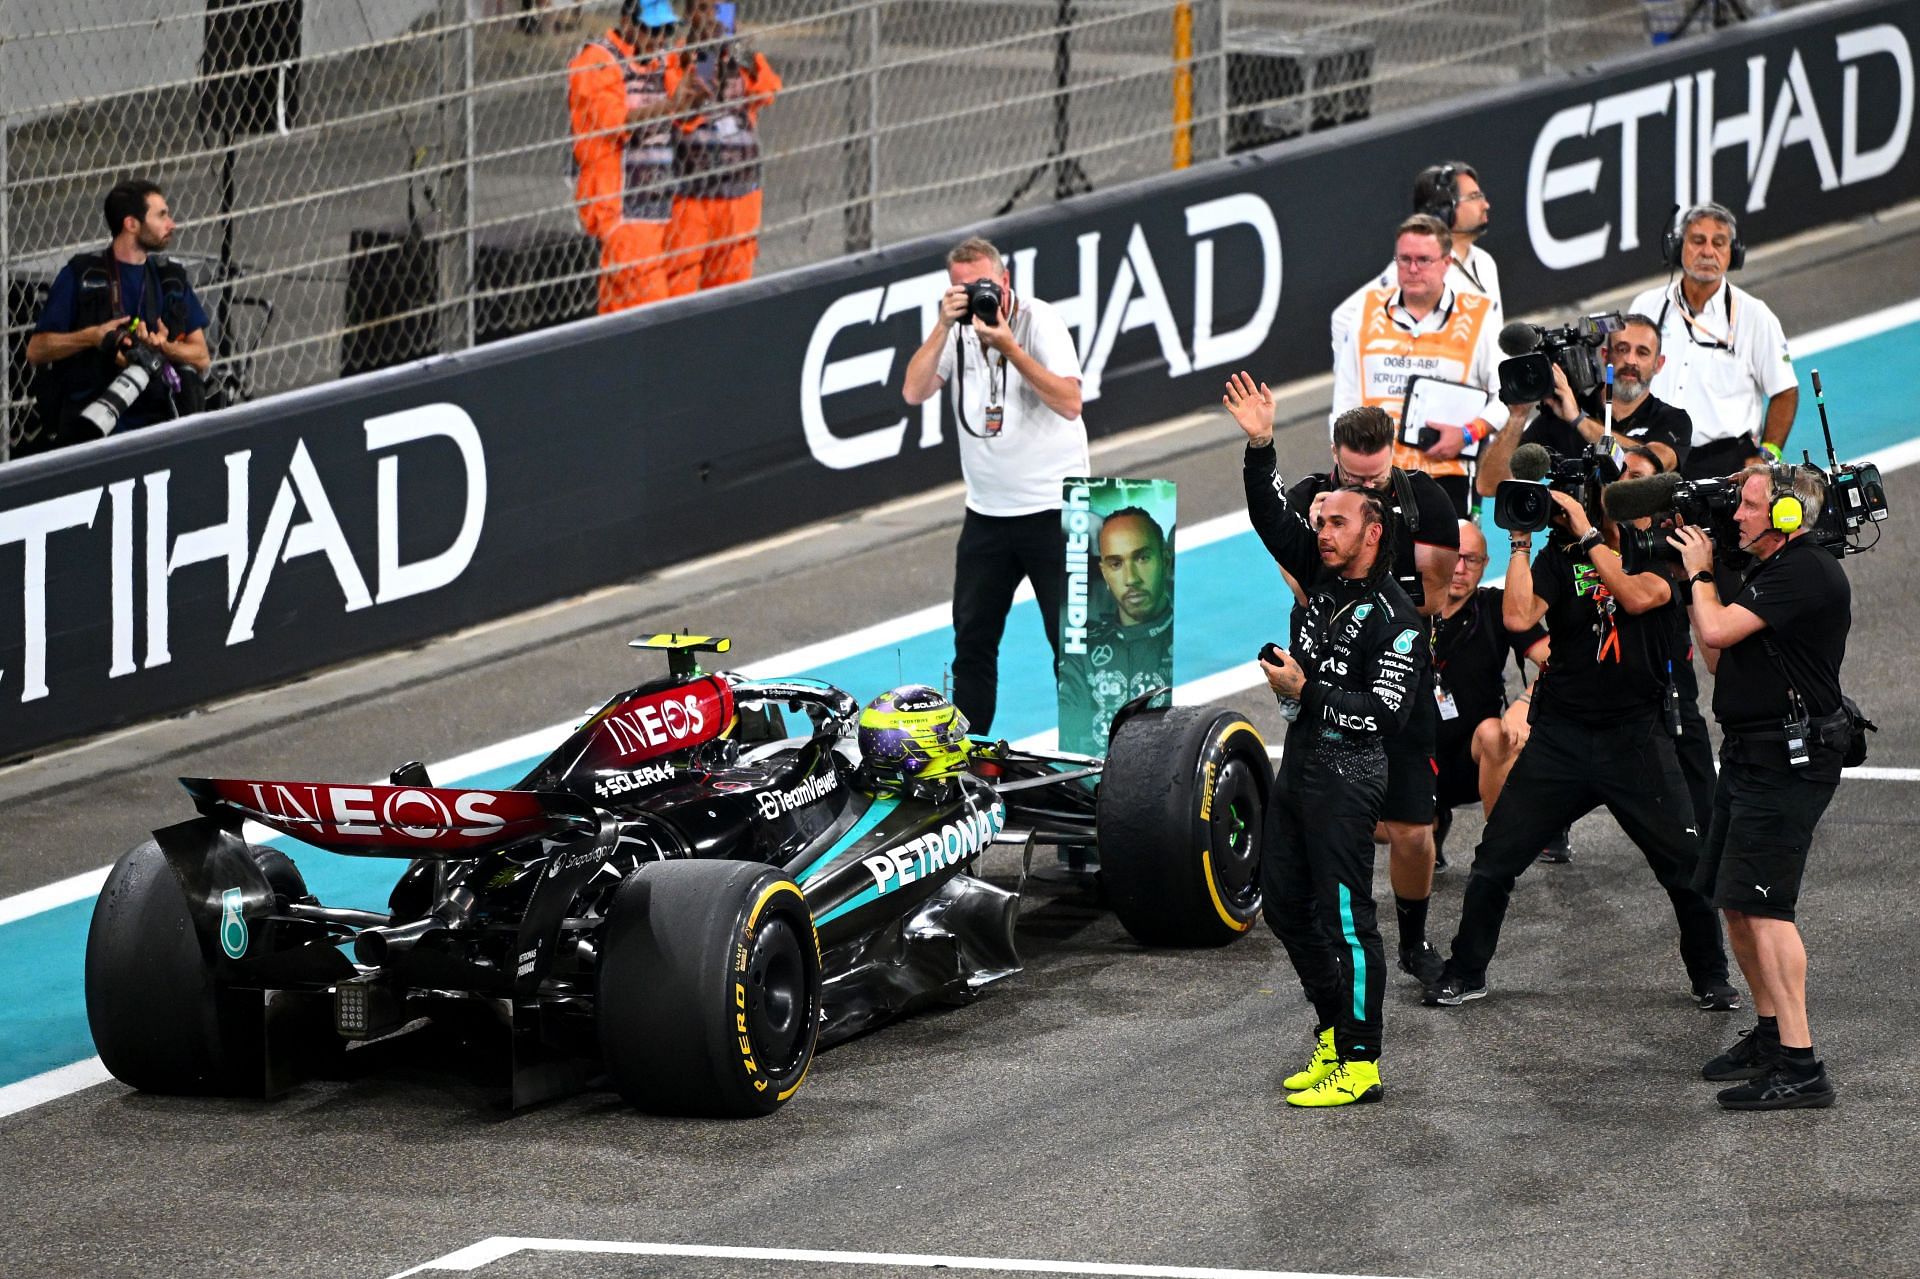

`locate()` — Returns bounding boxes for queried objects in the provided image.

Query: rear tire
[1099,708,1270,947]
[598,860,822,1117]
[85,840,307,1095]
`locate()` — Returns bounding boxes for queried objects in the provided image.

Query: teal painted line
[794,795,899,886]
[1337,883,1366,1023]
[812,882,883,928]
[6,316,1916,1096]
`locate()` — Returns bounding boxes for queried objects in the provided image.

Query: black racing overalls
[1244,442,1427,1061]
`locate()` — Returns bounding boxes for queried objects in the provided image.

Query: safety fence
[0,0,1776,458]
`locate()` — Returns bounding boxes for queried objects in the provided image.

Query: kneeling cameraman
[1670,465,1852,1110]
[1425,467,1733,1011]
[26,179,211,453]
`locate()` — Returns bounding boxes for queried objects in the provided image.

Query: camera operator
[1226,372,1427,1109]
[1668,464,1851,1109]
[25,180,210,452]
[1331,214,1504,519]
[1331,161,1501,356]
[1422,477,1734,1013]
[1628,204,1798,481]
[1277,406,1458,983]
[1476,314,1692,492]
[1430,519,1550,869]
[902,236,1087,733]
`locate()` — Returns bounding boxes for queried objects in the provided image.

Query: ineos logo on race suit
[1322,707,1378,733]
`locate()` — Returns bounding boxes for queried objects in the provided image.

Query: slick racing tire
[1098,708,1271,947]
[598,860,822,1117]
[85,840,313,1095]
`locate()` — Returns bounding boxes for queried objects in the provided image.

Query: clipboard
[1401,376,1490,459]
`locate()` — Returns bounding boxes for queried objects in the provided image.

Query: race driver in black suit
[1225,371,1428,1109]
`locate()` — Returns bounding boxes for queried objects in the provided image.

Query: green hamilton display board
[1057,477,1177,755]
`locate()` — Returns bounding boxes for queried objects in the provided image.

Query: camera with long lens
[1493,440,1622,534]
[80,327,167,437]
[1607,476,1743,574]
[960,278,1003,327]
[1498,312,1625,405]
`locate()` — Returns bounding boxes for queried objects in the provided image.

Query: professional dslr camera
[959,279,1004,327]
[80,325,169,437]
[1493,440,1622,534]
[1603,369,1891,571]
[1497,312,1625,406]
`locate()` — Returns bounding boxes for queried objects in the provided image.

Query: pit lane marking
[388,1237,1413,1279]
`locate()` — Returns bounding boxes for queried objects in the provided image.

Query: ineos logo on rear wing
[181,778,593,856]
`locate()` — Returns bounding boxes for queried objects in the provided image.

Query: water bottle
[1642,0,1685,44]
[1279,696,1302,723]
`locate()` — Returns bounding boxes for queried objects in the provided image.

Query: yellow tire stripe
[745,877,821,1103]
[1199,720,1264,932]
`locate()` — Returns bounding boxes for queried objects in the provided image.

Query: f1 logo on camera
[1525,20,1913,270]
[800,193,1281,471]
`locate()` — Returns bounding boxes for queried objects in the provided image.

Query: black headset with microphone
[1415,163,1459,229]
[1663,202,1747,271]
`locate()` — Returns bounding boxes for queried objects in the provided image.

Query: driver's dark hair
[1332,406,1395,455]
[104,179,163,237]
[1098,505,1167,553]
[1335,484,1397,583]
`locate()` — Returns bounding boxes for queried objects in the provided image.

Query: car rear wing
[181,778,596,859]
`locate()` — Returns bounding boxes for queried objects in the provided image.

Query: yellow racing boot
[1282,1027,1339,1092]
[1285,1058,1383,1108]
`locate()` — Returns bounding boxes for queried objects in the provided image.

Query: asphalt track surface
[2,205,1919,1279]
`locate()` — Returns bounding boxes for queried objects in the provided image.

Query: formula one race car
[85,634,1270,1116]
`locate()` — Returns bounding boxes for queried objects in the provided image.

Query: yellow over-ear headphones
[1769,464,1804,533]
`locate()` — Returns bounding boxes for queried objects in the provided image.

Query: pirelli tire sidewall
[597,859,823,1117]
[1098,707,1271,947]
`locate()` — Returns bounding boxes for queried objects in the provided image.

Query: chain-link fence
[0,0,1804,457]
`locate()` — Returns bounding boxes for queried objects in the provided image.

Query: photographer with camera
[1476,314,1693,493]
[1667,464,1852,1109]
[1331,161,1501,356]
[1226,372,1428,1109]
[1423,458,1734,1014]
[1276,406,1458,981]
[902,236,1087,733]
[1331,215,1503,519]
[1628,204,1798,482]
[25,180,210,453]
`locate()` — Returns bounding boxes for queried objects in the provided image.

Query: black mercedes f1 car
[85,634,1270,1116]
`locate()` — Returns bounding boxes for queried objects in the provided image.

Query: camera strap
[948,306,1014,441]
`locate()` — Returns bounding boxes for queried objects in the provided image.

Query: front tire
[597,860,822,1117]
[1098,708,1271,947]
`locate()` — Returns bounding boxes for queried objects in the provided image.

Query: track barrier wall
[0,0,1912,759]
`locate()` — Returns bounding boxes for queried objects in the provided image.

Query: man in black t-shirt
[1476,315,1692,493]
[1430,520,1548,857]
[1670,464,1852,1111]
[1424,486,1731,1013]
[1281,406,1459,987]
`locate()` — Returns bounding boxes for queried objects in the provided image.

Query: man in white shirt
[1331,161,1502,358]
[1629,204,1798,481]
[903,236,1089,733]
[1330,214,1505,518]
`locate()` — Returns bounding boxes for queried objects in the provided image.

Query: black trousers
[951,508,1065,734]
[1447,712,1728,986]
[1673,661,1716,835]
[1262,748,1388,1061]
[1681,435,1757,482]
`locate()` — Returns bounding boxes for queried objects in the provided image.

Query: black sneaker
[1398,940,1444,986]
[1716,1063,1835,1110]
[1536,828,1574,864]
[1693,980,1742,1012]
[1702,1027,1780,1081]
[1422,972,1487,1007]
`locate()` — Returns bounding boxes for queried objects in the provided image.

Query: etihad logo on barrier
[1526,21,1913,270]
[862,802,1006,894]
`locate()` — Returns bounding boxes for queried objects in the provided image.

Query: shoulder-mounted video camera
[1497,312,1625,406]
[1493,439,1622,535]
[1601,369,1890,572]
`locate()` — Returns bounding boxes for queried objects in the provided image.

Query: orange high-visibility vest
[1353,287,1495,480]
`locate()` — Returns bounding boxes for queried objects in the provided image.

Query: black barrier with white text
[0,0,1912,758]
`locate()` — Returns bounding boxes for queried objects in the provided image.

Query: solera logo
[1526,22,1913,270]
[800,193,1282,470]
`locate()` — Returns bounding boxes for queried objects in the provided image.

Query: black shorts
[1693,737,1839,921]
[1383,672,1439,824]
[1433,715,1482,811]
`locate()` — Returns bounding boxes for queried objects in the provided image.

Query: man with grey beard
[1475,314,1693,491]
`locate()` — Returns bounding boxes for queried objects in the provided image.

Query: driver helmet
[856,685,971,788]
